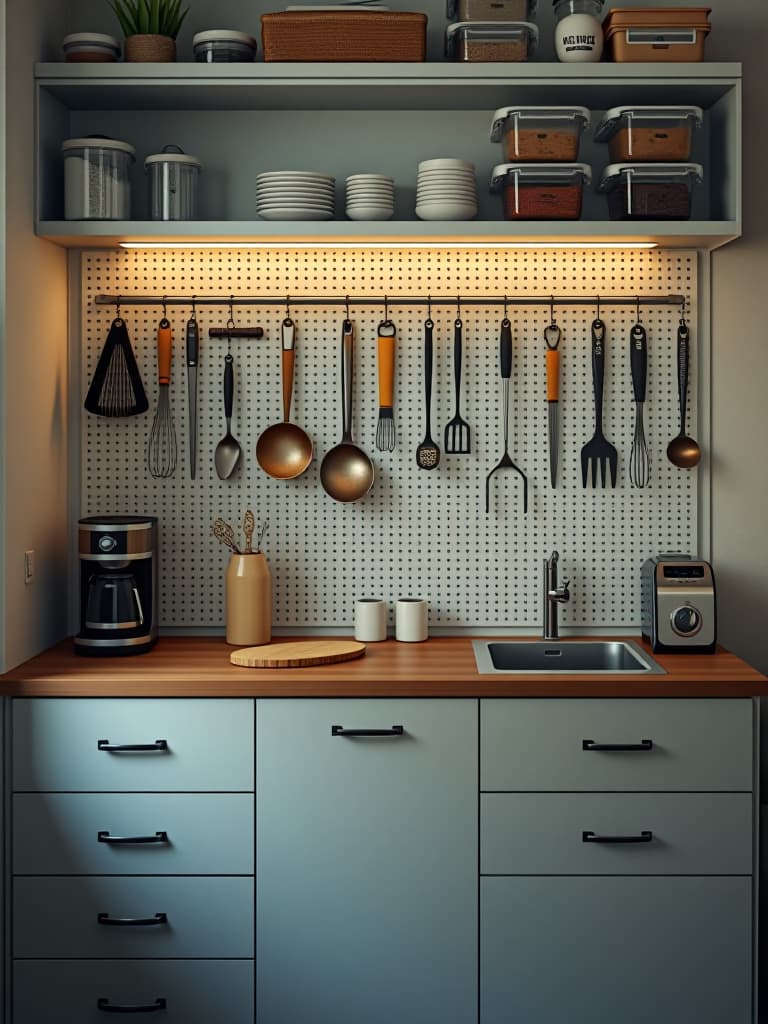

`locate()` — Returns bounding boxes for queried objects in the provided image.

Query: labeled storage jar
[446,21,537,60]
[145,146,202,221]
[595,105,703,162]
[62,136,135,220]
[553,0,603,62]
[490,106,590,162]
[491,162,591,219]
[449,0,536,23]
[193,29,258,61]
[225,552,272,646]
[598,162,703,220]
[602,7,711,62]
[62,32,120,62]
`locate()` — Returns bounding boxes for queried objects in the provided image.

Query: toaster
[641,554,716,653]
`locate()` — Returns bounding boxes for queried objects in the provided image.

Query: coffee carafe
[75,516,157,656]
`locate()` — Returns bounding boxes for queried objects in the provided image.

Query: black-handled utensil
[629,323,650,487]
[666,321,701,468]
[214,352,242,480]
[444,317,471,454]
[416,318,440,470]
[580,318,618,488]
[186,315,200,479]
[485,318,527,514]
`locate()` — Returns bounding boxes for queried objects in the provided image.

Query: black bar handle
[98,740,168,753]
[583,830,653,844]
[98,913,168,927]
[98,831,169,845]
[499,317,512,380]
[630,323,648,403]
[331,725,404,737]
[97,997,167,1013]
[583,739,653,751]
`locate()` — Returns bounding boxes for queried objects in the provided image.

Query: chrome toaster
[641,553,716,653]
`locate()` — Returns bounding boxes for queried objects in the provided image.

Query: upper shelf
[36,60,742,111]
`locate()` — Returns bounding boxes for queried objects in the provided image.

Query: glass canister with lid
[145,146,203,221]
[62,136,135,220]
[192,29,258,61]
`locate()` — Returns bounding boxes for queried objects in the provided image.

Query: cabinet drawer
[13,793,253,874]
[14,959,253,1024]
[481,698,753,791]
[14,876,253,958]
[481,793,753,875]
[13,698,254,792]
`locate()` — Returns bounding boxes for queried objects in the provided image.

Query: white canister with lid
[62,136,135,220]
[553,0,604,62]
[62,32,121,62]
[193,29,258,62]
[145,146,203,221]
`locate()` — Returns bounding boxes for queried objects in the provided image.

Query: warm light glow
[119,241,658,251]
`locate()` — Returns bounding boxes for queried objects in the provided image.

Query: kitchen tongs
[485,318,528,514]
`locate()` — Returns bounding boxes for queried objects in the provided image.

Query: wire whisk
[629,405,651,488]
[147,317,177,478]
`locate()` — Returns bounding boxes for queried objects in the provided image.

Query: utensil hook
[427,294,433,320]
[549,295,555,327]
[345,294,350,321]
[636,295,642,324]
[595,294,601,322]
[456,295,461,321]
[190,295,197,320]
[115,295,121,321]
[680,295,687,327]
[503,294,508,320]
[285,294,291,322]
[161,295,167,320]
[383,294,389,324]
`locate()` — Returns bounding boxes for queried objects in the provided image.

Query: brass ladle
[666,321,701,469]
[256,317,313,479]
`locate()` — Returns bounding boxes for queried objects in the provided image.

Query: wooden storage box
[261,11,427,62]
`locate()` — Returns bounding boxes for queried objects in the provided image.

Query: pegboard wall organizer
[80,246,699,632]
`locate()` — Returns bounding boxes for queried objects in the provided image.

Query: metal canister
[144,145,203,221]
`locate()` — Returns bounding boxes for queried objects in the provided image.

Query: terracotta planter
[124,34,176,62]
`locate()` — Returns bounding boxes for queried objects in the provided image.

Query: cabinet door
[256,698,477,1024]
[481,876,752,1024]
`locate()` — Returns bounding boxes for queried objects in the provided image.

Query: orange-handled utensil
[375,319,396,451]
[147,317,177,478]
[544,323,561,488]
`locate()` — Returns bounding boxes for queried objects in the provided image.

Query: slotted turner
[444,316,471,455]
[581,318,618,488]
[486,318,527,514]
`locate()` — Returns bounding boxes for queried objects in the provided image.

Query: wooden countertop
[1,636,766,697]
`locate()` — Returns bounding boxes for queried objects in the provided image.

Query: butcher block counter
[1,636,766,697]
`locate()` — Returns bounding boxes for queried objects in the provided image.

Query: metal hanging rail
[94,294,685,308]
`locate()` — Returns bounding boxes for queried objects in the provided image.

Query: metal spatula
[486,318,527,514]
[444,316,471,455]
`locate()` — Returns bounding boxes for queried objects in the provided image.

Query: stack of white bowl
[256,171,335,221]
[415,159,478,221]
[345,174,395,221]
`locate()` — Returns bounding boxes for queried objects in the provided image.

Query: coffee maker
[75,516,158,656]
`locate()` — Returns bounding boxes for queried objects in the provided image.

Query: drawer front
[14,959,253,1024]
[14,793,253,874]
[481,698,753,791]
[13,698,254,792]
[14,876,253,958]
[481,876,752,1024]
[481,792,753,875]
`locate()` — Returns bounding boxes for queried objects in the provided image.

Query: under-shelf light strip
[94,293,684,308]
[118,241,658,250]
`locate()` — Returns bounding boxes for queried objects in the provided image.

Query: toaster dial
[671,604,703,637]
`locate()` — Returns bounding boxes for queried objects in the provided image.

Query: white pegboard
[80,248,698,631]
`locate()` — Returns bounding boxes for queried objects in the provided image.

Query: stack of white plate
[256,171,335,221]
[415,159,478,221]
[345,174,395,221]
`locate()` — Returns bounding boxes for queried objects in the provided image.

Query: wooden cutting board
[230,639,366,669]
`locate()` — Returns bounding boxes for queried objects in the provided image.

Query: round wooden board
[230,639,366,668]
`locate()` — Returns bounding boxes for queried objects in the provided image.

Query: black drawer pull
[582,830,653,844]
[582,739,653,751]
[98,912,168,927]
[98,740,169,753]
[98,831,169,846]
[331,725,404,737]
[97,997,167,1013]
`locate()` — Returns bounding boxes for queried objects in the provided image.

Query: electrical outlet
[24,549,34,584]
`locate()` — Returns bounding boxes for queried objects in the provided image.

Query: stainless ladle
[666,321,701,468]
[320,319,374,502]
[256,317,313,479]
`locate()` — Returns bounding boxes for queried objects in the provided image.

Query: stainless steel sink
[472,639,665,675]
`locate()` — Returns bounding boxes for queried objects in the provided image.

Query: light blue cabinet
[256,698,478,1024]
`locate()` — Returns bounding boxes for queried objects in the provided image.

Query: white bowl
[417,171,476,182]
[258,201,334,210]
[415,202,477,220]
[257,186,335,197]
[418,158,475,171]
[345,185,394,194]
[258,208,336,220]
[346,202,394,211]
[417,191,477,201]
[257,171,334,181]
[346,206,394,221]
[346,174,394,183]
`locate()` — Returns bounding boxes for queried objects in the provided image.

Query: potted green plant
[107,0,189,62]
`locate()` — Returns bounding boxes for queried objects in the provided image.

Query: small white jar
[553,0,604,63]
[395,598,428,643]
[62,136,135,220]
[354,599,388,642]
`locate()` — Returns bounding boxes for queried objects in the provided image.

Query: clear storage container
[448,0,536,23]
[490,106,590,162]
[595,105,703,162]
[192,29,258,62]
[62,33,120,62]
[145,146,203,221]
[602,7,711,62]
[598,162,703,220]
[446,21,537,61]
[62,136,135,220]
[491,162,591,219]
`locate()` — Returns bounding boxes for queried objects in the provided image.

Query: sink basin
[472,640,665,675]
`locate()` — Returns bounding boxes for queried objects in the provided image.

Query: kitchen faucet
[542,551,570,640]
